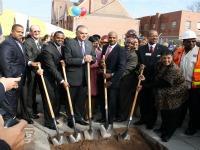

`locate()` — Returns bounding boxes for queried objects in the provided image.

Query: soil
[50,127,166,150]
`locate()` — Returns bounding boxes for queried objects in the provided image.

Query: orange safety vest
[173,47,200,88]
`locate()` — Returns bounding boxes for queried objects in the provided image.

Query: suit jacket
[24,37,41,62]
[24,37,42,80]
[138,43,168,83]
[0,36,26,78]
[64,38,96,86]
[123,49,138,77]
[38,41,64,84]
[101,44,126,88]
[0,83,5,102]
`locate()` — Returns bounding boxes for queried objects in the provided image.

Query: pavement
[23,95,200,150]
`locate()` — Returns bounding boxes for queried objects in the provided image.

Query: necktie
[16,41,24,53]
[105,45,112,59]
[80,41,85,56]
[57,46,62,54]
[149,46,154,53]
[35,41,41,50]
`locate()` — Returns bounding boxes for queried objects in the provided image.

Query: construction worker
[173,30,200,135]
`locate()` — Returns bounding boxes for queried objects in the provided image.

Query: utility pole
[89,0,92,14]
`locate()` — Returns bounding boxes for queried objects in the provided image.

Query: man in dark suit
[135,30,168,129]
[23,25,42,119]
[64,25,96,127]
[38,31,68,130]
[0,24,26,121]
[99,31,126,125]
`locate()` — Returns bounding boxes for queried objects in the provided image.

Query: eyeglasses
[33,30,40,33]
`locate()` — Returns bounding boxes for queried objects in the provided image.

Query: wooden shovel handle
[36,63,55,118]
[129,64,145,120]
[60,60,74,116]
[102,55,108,110]
[87,62,92,119]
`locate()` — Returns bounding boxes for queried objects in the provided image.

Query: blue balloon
[71,6,81,16]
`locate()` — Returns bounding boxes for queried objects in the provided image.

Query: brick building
[139,10,200,42]
[51,0,139,39]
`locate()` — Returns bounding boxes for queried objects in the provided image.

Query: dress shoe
[76,118,89,126]
[184,128,197,136]
[30,114,39,119]
[153,128,162,134]
[116,117,126,122]
[25,118,34,124]
[161,134,171,142]
[134,120,145,125]
[96,118,105,123]
[67,122,74,128]
[146,125,154,130]
[44,123,56,130]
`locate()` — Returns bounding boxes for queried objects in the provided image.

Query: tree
[187,1,200,12]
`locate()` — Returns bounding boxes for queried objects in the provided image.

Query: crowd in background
[0,23,200,149]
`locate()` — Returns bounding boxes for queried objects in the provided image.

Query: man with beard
[38,31,68,130]
[173,30,200,135]
[0,24,26,121]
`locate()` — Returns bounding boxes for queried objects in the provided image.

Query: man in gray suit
[64,25,96,127]
[23,25,42,120]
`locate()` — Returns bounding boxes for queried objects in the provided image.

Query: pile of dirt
[51,128,166,150]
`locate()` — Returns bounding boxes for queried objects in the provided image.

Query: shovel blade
[118,129,130,141]
[51,135,67,145]
[99,124,112,138]
[68,133,82,143]
[84,129,94,140]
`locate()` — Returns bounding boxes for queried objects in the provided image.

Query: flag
[25,17,30,35]
[0,23,2,36]
[13,17,16,25]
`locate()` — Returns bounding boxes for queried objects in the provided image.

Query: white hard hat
[182,30,197,40]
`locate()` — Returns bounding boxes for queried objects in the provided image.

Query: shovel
[60,60,82,143]
[83,62,96,140]
[99,55,112,138]
[119,64,145,140]
[36,63,65,145]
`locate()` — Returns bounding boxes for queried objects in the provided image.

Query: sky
[2,0,196,23]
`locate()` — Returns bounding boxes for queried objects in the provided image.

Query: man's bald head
[108,31,118,45]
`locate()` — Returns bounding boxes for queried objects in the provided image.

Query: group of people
[0,22,199,150]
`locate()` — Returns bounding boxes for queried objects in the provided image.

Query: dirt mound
[51,128,167,150]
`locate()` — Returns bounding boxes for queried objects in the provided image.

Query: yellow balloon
[68,6,74,16]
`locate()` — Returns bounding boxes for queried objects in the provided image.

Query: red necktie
[149,46,154,53]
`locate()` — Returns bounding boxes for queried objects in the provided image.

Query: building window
[144,24,149,31]
[185,21,191,30]
[160,23,166,30]
[197,22,200,30]
[171,21,177,29]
